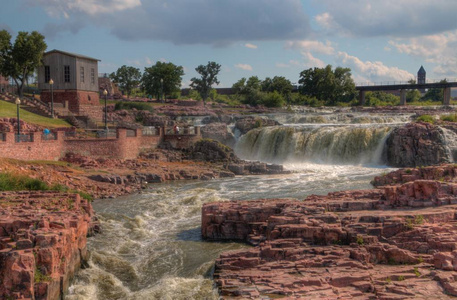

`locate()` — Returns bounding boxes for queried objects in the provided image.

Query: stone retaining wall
[0,127,201,161]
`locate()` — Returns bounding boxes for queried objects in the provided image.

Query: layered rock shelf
[0,191,98,299]
[202,168,457,299]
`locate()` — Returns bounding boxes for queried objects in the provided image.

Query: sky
[1,0,457,88]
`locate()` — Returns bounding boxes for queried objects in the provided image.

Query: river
[66,113,407,299]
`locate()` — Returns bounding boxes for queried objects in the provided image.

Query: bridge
[356,82,457,106]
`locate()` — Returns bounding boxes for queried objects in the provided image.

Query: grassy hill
[0,100,71,128]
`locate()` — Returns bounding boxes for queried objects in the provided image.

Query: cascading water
[235,125,393,165]
[66,112,406,300]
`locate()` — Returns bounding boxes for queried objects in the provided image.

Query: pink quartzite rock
[203,170,457,299]
[0,191,98,300]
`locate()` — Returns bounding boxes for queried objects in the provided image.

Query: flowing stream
[66,113,408,300]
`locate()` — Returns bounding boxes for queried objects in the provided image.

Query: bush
[261,91,285,108]
[416,114,435,124]
[114,102,154,112]
[440,114,457,122]
[0,173,49,191]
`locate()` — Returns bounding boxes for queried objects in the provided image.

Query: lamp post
[49,79,54,118]
[15,97,21,142]
[103,89,108,133]
[160,78,164,103]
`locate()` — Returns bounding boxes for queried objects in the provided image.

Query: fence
[41,132,57,141]
[142,127,160,136]
[15,134,33,143]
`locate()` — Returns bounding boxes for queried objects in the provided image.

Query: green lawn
[0,100,71,128]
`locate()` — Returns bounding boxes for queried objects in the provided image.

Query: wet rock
[201,123,236,147]
[203,172,457,298]
[386,122,450,167]
[234,117,281,135]
[0,191,96,299]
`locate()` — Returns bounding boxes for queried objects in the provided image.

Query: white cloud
[337,51,414,83]
[317,0,457,37]
[286,40,335,55]
[245,43,258,49]
[388,30,457,77]
[235,64,253,71]
[33,0,141,17]
[301,52,326,68]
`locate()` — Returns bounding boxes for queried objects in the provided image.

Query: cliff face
[202,166,457,298]
[386,122,451,167]
[0,191,98,300]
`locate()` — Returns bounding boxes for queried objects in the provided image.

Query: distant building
[417,66,426,93]
[37,49,102,119]
[417,66,426,84]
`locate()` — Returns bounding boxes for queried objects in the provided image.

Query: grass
[0,100,71,128]
[416,114,435,124]
[34,268,51,283]
[0,172,93,201]
[0,172,49,191]
[440,114,457,122]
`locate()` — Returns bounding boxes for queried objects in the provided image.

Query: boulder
[385,122,450,167]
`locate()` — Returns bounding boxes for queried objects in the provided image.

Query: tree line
[0,29,451,107]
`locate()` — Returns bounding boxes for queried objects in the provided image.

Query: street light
[49,79,54,118]
[160,78,164,103]
[103,89,108,133]
[15,97,21,142]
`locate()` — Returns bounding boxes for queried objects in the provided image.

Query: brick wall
[41,90,101,119]
[0,132,65,161]
[0,127,201,161]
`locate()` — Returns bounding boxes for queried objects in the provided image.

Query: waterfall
[235,125,394,165]
[440,127,457,162]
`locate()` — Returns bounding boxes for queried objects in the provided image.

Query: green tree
[0,30,47,97]
[262,91,285,107]
[406,89,422,103]
[109,65,141,98]
[365,91,399,106]
[190,61,221,102]
[421,79,447,102]
[142,61,184,100]
[299,65,356,105]
[261,76,293,97]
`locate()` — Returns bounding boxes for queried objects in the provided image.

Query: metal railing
[41,132,57,141]
[142,127,159,136]
[356,78,457,87]
[15,134,33,143]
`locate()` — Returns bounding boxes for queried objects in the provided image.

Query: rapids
[66,112,411,299]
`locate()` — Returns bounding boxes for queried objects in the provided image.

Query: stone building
[417,66,426,93]
[417,66,426,84]
[37,50,102,120]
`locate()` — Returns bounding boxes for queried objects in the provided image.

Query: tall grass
[0,172,93,201]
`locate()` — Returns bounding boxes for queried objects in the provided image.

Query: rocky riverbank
[202,164,457,299]
[0,191,98,299]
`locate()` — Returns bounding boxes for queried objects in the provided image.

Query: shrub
[440,114,457,122]
[416,114,435,124]
[356,236,364,245]
[0,173,49,191]
[114,102,154,112]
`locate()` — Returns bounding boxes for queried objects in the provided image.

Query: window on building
[44,66,50,83]
[91,68,95,84]
[64,65,70,83]
[80,66,85,83]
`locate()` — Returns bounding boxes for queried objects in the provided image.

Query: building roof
[418,65,426,74]
[44,49,100,62]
